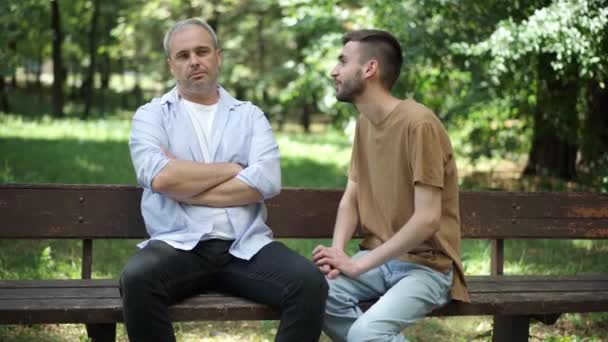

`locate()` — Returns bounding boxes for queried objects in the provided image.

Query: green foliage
[451,98,532,162]
[455,0,608,80]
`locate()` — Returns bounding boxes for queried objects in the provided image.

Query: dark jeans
[120,239,328,342]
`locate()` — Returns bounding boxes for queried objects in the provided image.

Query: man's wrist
[232,163,244,175]
[331,241,345,251]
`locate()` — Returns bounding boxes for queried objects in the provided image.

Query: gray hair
[163,18,220,57]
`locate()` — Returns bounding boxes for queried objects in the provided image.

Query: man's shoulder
[394,99,441,128]
[134,99,163,117]
[133,87,179,117]
[230,100,265,118]
[398,99,434,118]
[219,87,264,117]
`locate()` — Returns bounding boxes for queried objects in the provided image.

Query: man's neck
[179,86,219,105]
[354,88,401,125]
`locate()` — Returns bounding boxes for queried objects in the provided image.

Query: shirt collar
[160,85,242,109]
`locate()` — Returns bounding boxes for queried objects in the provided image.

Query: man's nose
[188,54,200,67]
[330,66,338,78]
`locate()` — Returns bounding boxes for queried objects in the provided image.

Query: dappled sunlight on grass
[277,131,350,166]
[502,240,608,275]
[0,114,131,142]
[0,137,135,184]
[281,156,347,188]
[461,240,492,275]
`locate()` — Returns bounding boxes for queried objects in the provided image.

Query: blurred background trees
[1,0,607,188]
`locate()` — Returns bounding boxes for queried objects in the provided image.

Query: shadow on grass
[3,84,144,119]
[278,131,353,149]
[1,137,348,187]
[281,156,347,188]
[0,137,135,184]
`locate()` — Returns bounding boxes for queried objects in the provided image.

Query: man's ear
[167,58,174,75]
[363,59,379,79]
[216,49,223,67]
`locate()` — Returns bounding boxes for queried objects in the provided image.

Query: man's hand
[312,245,361,279]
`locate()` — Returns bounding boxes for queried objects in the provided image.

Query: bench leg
[86,323,116,342]
[492,315,530,342]
[532,313,561,325]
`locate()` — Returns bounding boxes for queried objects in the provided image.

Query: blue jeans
[120,239,327,342]
[323,251,453,342]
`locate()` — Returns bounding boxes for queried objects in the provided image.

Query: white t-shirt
[182,98,235,240]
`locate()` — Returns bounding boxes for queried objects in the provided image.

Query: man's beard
[182,77,216,95]
[336,70,365,102]
[180,68,219,96]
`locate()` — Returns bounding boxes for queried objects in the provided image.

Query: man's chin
[180,81,216,94]
[336,93,353,103]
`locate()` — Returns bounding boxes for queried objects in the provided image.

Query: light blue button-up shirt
[129,86,281,260]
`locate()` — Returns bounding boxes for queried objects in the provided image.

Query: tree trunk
[9,41,17,89]
[25,63,32,88]
[523,54,579,180]
[207,8,220,34]
[582,79,608,164]
[99,53,111,117]
[132,73,143,108]
[82,0,101,119]
[0,76,10,113]
[118,57,129,108]
[70,65,81,100]
[36,51,43,100]
[100,53,111,91]
[50,0,65,118]
[301,104,311,133]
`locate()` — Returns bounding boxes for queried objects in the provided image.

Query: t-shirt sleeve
[409,122,445,189]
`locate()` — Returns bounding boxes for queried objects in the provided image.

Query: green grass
[1,113,607,341]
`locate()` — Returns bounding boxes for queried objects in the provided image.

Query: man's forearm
[331,203,359,251]
[355,213,439,274]
[354,184,442,275]
[179,177,262,207]
[152,159,242,199]
[332,180,359,250]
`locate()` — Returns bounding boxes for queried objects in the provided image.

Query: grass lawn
[1,113,607,341]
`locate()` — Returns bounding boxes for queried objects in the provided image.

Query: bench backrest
[1,184,607,276]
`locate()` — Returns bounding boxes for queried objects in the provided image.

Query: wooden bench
[0,183,607,342]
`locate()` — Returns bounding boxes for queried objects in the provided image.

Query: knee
[120,258,161,298]
[347,316,389,342]
[325,277,355,311]
[302,264,329,303]
[288,263,328,312]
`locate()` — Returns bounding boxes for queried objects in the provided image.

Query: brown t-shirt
[349,99,469,302]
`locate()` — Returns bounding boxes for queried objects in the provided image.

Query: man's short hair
[343,29,403,90]
[163,18,219,57]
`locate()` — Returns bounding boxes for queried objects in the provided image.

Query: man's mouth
[190,71,206,79]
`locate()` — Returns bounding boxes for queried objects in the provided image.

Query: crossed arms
[151,153,262,207]
[129,104,280,208]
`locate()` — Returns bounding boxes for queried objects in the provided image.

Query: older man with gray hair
[120,18,327,342]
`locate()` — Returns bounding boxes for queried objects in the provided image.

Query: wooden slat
[1,290,607,323]
[459,191,608,239]
[0,185,144,238]
[3,276,607,292]
[1,276,607,323]
[0,287,118,299]
[0,279,117,288]
[1,184,607,239]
